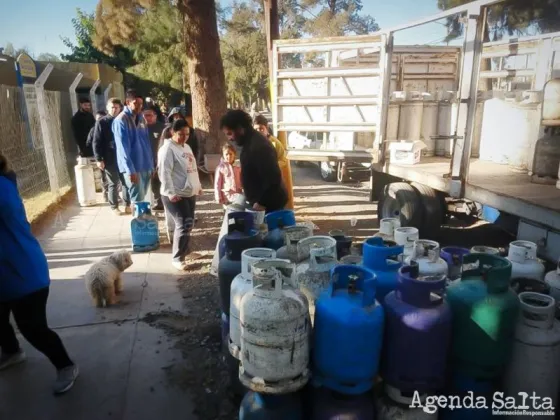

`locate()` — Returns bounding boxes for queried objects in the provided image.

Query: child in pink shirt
[214,144,242,206]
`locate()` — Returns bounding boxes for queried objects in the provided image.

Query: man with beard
[220,109,287,213]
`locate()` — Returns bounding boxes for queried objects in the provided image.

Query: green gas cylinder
[446,253,519,380]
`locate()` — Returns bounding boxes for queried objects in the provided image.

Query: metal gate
[272,34,388,161]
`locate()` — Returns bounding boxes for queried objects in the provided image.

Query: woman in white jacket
[158,119,202,270]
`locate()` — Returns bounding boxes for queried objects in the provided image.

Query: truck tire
[378,182,423,229]
[320,162,337,182]
[410,182,446,236]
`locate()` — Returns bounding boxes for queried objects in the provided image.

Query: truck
[271,0,560,261]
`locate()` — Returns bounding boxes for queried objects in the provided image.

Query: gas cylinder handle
[252,261,284,295]
[363,237,404,269]
[330,265,376,307]
[227,211,253,234]
[241,248,276,278]
[398,263,446,306]
[413,240,440,263]
[254,258,296,289]
[508,241,537,263]
[309,245,338,271]
[518,292,556,329]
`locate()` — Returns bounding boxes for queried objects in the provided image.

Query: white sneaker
[0,350,26,371]
[53,364,79,395]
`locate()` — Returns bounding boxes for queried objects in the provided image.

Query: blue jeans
[122,171,151,203]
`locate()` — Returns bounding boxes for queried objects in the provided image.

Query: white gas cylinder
[377,386,437,420]
[373,218,401,242]
[239,259,310,394]
[507,240,545,281]
[75,158,97,207]
[229,248,276,359]
[405,240,448,277]
[394,227,419,258]
[277,225,312,262]
[296,236,338,324]
[545,260,560,302]
[504,292,560,413]
[471,245,500,255]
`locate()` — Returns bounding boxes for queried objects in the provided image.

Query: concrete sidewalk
[0,194,198,420]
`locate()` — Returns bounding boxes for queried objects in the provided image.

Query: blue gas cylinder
[218,212,256,260]
[218,216,261,315]
[131,202,159,252]
[441,374,496,420]
[264,210,296,250]
[313,265,384,395]
[382,263,451,393]
[310,386,375,420]
[440,247,470,282]
[240,391,302,420]
[362,237,403,302]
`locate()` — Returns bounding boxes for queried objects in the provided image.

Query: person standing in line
[71,97,96,158]
[214,144,242,208]
[253,114,295,210]
[0,152,79,394]
[93,98,131,215]
[143,105,166,211]
[158,119,202,271]
[86,110,108,201]
[220,109,287,213]
[112,90,154,204]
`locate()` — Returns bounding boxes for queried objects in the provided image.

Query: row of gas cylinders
[217,210,560,419]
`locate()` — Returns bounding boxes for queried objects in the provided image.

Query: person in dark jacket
[220,109,287,212]
[92,98,130,215]
[0,152,78,394]
[143,105,166,210]
[71,97,96,157]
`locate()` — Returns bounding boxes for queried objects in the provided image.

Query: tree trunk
[180,0,227,155]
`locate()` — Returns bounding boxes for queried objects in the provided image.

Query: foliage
[220,1,269,107]
[61,8,134,72]
[438,0,560,41]
[126,0,185,98]
[300,0,379,37]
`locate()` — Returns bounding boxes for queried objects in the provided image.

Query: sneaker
[53,364,79,395]
[124,206,132,215]
[0,350,26,371]
[112,208,123,216]
[172,261,187,271]
[152,204,164,211]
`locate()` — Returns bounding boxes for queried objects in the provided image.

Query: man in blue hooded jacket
[112,90,154,203]
[0,152,78,394]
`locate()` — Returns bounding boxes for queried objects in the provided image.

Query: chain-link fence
[0,84,75,221]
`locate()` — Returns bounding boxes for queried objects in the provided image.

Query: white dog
[84,250,133,307]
